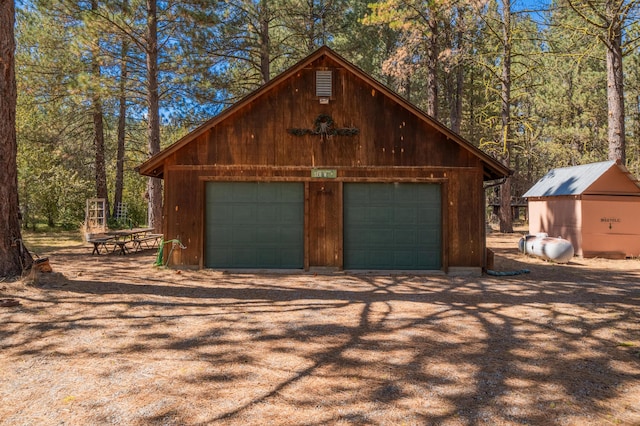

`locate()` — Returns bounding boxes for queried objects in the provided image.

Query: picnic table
[88,228,163,255]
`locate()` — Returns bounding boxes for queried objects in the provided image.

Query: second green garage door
[205,182,304,268]
[344,183,442,270]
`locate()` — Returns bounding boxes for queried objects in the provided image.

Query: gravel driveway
[1,233,639,425]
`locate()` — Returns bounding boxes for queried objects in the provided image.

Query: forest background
[13,0,640,233]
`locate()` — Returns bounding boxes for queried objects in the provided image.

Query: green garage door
[344,183,441,270]
[205,182,304,268]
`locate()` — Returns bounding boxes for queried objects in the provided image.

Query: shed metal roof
[523,161,617,197]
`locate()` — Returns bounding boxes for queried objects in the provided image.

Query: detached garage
[524,160,640,258]
[138,47,510,273]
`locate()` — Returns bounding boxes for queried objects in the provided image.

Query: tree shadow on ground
[1,245,640,425]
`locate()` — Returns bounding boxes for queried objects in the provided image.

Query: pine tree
[146,0,162,231]
[0,0,26,277]
[564,0,640,164]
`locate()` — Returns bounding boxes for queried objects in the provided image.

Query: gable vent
[316,70,332,98]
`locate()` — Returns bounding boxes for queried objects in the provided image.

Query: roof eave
[137,163,164,179]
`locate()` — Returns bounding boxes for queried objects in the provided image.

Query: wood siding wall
[159,56,487,269]
[162,167,484,269]
[171,57,478,169]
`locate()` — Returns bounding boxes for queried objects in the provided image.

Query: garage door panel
[233,205,257,224]
[366,250,393,268]
[394,252,417,268]
[209,184,235,202]
[254,227,275,244]
[233,227,255,244]
[231,183,257,201]
[256,205,279,224]
[422,250,440,260]
[280,205,304,223]
[348,188,369,203]
[256,250,278,266]
[231,248,256,267]
[368,207,393,224]
[280,226,303,242]
[209,205,232,223]
[395,207,418,224]
[370,228,394,244]
[418,228,440,245]
[395,229,418,244]
[374,190,394,203]
[207,247,231,265]
[346,206,368,219]
[213,227,234,245]
[278,249,303,268]
[256,184,279,201]
[280,184,303,199]
[206,182,304,269]
[344,183,441,270]
[348,250,368,266]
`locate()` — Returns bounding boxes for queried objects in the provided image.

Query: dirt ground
[1,232,639,425]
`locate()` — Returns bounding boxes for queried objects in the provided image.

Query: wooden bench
[87,234,116,255]
[132,234,163,252]
[112,240,133,255]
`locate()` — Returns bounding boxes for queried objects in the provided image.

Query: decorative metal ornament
[287,114,359,141]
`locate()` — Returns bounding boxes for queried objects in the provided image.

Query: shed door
[344,183,441,270]
[205,182,304,268]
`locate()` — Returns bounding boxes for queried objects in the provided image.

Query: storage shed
[138,47,510,272]
[523,161,640,258]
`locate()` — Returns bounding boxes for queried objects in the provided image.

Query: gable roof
[523,161,640,197]
[138,46,511,181]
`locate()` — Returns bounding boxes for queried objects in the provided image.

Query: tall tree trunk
[114,0,129,220]
[259,0,270,84]
[499,0,513,233]
[451,16,464,134]
[443,14,463,133]
[606,6,625,163]
[146,0,162,232]
[469,67,477,144]
[91,0,109,221]
[451,63,463,134]
[114,48,127,220]
[445,70,455,128]
[306,0,316,52]
[426,17,438,119]
[403,76,412,103]
[0,0,25,277]
[565,0,631,164]
[92,92,108,216]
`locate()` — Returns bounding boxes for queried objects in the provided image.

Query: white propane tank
[518,233,574,264]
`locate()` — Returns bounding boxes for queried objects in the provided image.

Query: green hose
[154,239,187,267]
[486,269,530,276]
[154,238,165,266]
